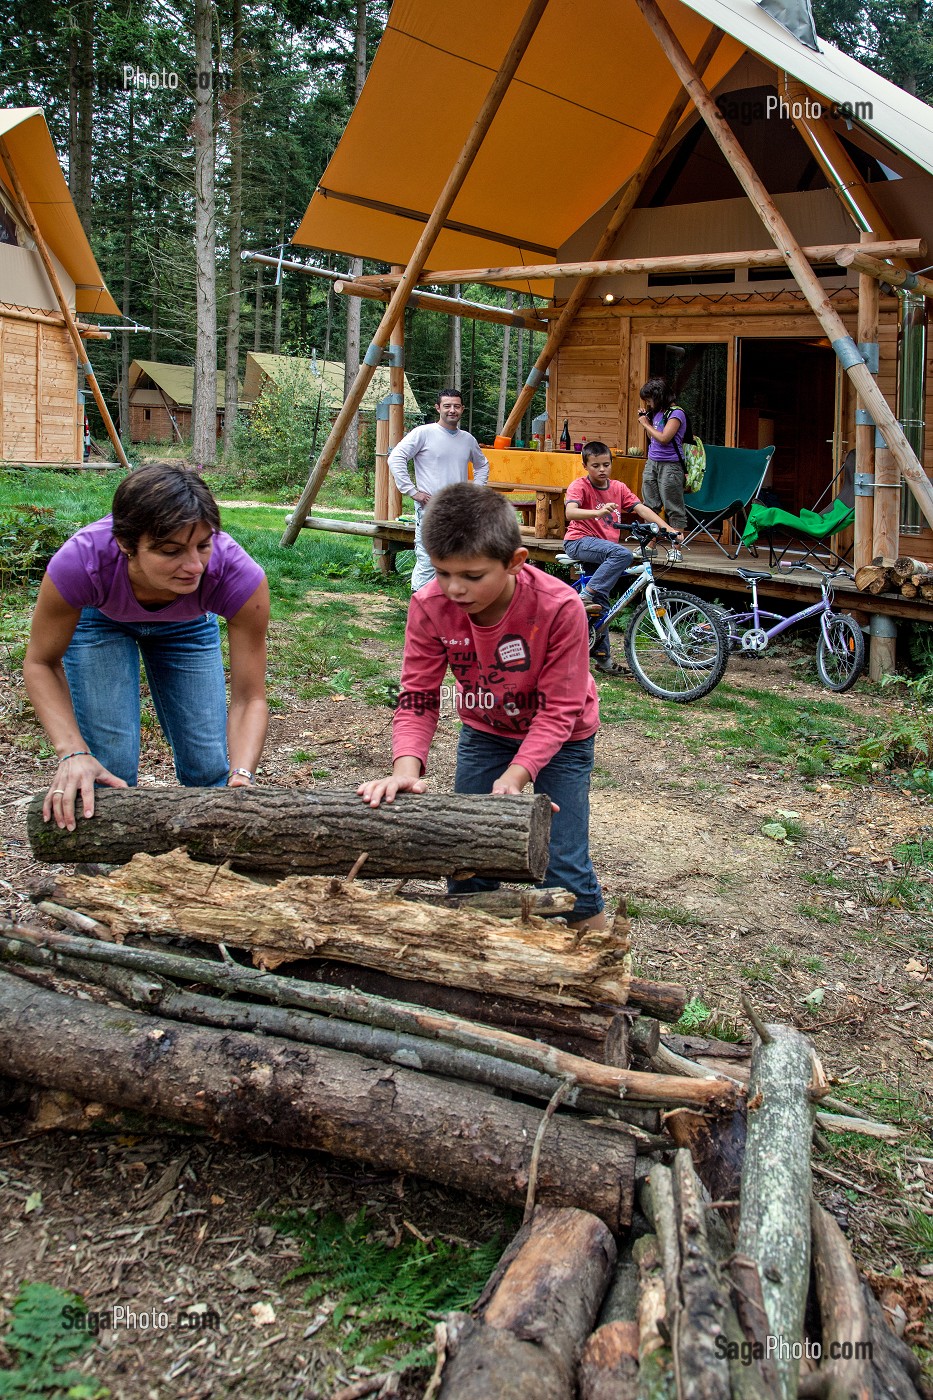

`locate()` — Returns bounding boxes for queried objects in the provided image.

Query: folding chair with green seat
[682,445,775,560]
[740,452,856,568]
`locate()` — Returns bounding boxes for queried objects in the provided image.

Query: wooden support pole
[280,0,552,545]
[781,75,896,244]
[496,26,723,446]
[0,139,131,472]
[333,278,546,330]
[633,0,933,533]
[836,248,933,298]
[855,232,879,575]
[387,264,405,519]
[359,240,923,291]
[373,404,391,574]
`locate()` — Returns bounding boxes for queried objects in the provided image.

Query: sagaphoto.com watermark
[69,65,233,94]
[718,94,874,126]
[61,1302,221,1334]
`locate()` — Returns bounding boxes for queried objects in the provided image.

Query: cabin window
[647,342,728,445]
[0,206,17,245]
[144,409,151,421]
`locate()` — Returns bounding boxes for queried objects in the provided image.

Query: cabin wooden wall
[0,311,80,462]
[130,402,179,443]
[548,295,933,560]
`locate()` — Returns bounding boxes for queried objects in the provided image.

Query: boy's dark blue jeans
[448,725,604,923]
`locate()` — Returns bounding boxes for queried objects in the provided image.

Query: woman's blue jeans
[448,724,604,922]
[62,608,229,788]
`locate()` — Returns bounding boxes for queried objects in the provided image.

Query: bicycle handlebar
[627,521,680,544]
[778,562,853,581]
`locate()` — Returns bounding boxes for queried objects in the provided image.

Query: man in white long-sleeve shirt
[388,388,489,590]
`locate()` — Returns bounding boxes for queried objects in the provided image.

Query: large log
[27,788,552,881]
[436,1207,616,1399]
[737,1025,816,1400]
[810,1204,872,1400]
[0,969,636,1231]
[43,850,630,1006]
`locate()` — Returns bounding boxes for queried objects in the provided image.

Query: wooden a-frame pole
[280,0,551,547]
[634,0,933,532]
[0,138,131,472]
[493,27,724,445]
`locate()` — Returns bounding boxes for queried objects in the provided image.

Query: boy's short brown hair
[421,483,521,564]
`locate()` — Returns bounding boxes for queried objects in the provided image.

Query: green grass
[276,1208,505,1369]
[797,901,842,926]
[673,997,743,1042]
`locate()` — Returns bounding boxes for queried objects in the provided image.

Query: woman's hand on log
[357,772,427,808]
[43,755,126,831]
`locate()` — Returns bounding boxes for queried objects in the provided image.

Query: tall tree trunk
[192,0,217,469]
[515,307,525,441]
[272,200,286,354]
[69,0,94,236]
[150,228,160,361]
[253,264,263,351]
[496,290,513,432]
[341,0,368,476]
[222,0,244,456]
[448,284,462,387]
[118,94,134,441]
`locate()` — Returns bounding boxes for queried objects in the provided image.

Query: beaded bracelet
[59,750,92,763]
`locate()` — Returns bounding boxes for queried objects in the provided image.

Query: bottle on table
[559,419,571,451]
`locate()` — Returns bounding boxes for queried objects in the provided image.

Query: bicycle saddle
[556,553,574,565]
[737,568,772,582]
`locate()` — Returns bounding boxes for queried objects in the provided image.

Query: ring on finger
[51,788,67,796]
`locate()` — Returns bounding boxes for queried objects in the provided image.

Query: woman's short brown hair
[111,465,221,552]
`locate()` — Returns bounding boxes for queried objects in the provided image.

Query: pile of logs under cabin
[2,787,925,1400]
[856,554,933,600]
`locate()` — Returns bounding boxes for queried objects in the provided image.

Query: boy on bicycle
[358,483,606,930]
[564,441,680,674]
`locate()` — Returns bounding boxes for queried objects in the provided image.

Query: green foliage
[674,997,742,1042]
[277,1208,503,1367]
[833,673,933,783]
[0,1281,106,1398]
[0,506,76,589]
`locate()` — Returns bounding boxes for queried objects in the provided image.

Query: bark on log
[578,1320,638,1400]
[666,1107,747,1235]
[436,1207,616,1399]
[437,888,575,917]
[737,1024,816,1400]
[662,1033,751,1062]
[45,850,629,1007]
[861,1282,931,1400]
[0,970,636,1231]
[810,1203,872,1400]
[671,1150,731,1400]
[27,788,552,881]
[893,556,931,578]
[854,565,895,595]
[0,926,737,1112]
[919,582,933,602]
[632,1233,675,1398]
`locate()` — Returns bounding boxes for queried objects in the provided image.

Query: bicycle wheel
[815,613,864,692]
[624,589,729,702]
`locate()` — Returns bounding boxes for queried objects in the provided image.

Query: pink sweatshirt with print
[393,565,599,781]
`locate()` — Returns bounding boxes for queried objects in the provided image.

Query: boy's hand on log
[44,756,126,831]
[357,773,427,808]
[492,765,559,812]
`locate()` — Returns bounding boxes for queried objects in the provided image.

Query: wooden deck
[302,514,933,624]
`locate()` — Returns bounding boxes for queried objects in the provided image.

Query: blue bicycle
[557,522,730,702]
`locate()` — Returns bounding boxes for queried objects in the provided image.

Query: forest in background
[0,0,931,480]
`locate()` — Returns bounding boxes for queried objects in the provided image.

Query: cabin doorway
[736,338,837,515]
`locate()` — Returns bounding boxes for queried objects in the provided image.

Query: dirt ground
[1,609,931,1397]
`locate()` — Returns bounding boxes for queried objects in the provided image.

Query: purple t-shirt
[46,516,265,623]
[647,407,686,463]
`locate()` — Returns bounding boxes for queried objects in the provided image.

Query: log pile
[8,787,927,1398]
[855,554,933,598]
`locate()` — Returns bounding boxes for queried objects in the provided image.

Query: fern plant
[0,1281,106,1398]
[276,1208,503,1366]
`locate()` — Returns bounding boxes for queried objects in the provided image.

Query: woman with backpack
[637,377,689,550]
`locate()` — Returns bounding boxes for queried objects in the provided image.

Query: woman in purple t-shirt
[637,377,688,540]
[23,464,270,832]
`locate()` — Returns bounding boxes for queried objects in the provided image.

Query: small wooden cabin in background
[242,352,421,420]
[127,360,228,444]
[0,108,118,464]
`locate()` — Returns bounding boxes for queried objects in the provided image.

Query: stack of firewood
[2,786,926,1398]
[855,554,933,598]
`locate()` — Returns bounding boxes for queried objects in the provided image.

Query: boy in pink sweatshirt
[358,483,605,929]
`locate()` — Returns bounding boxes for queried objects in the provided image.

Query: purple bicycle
[717,564,865,692]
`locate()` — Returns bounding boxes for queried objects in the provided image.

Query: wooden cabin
[0,108,118,464]
[243,352,421,418]
[287,0,933,669]
[127,360,228,444]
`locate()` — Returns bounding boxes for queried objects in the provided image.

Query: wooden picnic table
[488,480,566,539]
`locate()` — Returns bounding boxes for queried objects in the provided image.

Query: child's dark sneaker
[594,656,628,675]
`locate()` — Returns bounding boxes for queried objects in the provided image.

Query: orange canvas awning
[0,107,119,316]
[294,0,933,296]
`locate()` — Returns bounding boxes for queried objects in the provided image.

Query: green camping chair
[682,445,775,559]
[741,452,856,568]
